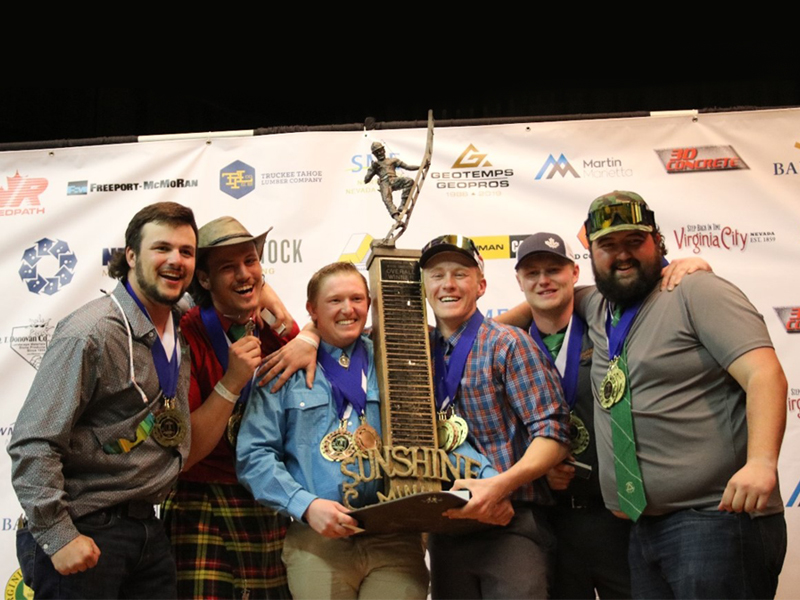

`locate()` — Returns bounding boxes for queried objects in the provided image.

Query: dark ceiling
[2,80,797,147]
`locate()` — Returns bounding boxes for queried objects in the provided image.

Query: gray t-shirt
[576,271,782,515]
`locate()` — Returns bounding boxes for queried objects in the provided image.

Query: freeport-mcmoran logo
[0,171,47,216]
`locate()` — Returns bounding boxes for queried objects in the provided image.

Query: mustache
[611,258,640,271]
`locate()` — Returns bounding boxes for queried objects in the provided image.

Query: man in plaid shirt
[420,234,571,599]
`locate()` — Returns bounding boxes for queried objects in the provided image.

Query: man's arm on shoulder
[720,347,787,513]
[494,302,532,329]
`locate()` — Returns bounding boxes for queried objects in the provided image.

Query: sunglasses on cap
[420,235,484,272]
[585,202,656,242]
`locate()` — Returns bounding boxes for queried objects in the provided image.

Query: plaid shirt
[434,317,570,502]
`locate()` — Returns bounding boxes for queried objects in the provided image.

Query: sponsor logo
[349,151,401,174]
[7,315,53,369]
[263,238,303,264]
[220,160,255,199]
[0,171,48,216]
[4,568,32,600]
[656,146,748,173]
[772,141,800,176]
[581,156,634,179]
[67,180,88,195]
[102,247,125,266]
[261,170,323,185]
[535,154,579,180]
[69,179,198,194]
[346,148,411,197]
[484,308,509,319]
[338,234,374,268]
[774,307,800,333]
[431,145,514,191]
[672,224,775,254]
[19,238,78,295]
[471,235,530,260]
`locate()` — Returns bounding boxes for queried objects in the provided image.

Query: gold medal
[226,403,244,447]
[338,354,350,368]
[569,412,590,455]
[320,420,356,462]
[152,397,187,447]
[353,418,382,454]
[600,358,626,409]
[437,416,455,451]
[449,414,469,450]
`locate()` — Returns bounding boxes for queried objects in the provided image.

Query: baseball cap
[514,232,574,270]
[419,234,484,273]
[585,191,656,242]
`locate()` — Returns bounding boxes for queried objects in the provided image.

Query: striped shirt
[434,318,570,502]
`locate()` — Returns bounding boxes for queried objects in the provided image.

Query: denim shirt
[236,335,498,522]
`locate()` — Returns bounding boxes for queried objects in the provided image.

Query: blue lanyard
[528,315,585,410]
[317,339,368,420]
[433,310,484,412]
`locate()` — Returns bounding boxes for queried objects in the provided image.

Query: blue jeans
[17,509,177,599]
[629,509,786,599]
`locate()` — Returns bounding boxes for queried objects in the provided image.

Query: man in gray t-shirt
[577,190,787,599]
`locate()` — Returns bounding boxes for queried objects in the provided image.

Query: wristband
[296,333,319,349]
[214,381,239,404]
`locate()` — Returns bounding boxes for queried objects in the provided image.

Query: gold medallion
[225,404,244,447]
[320,427,356,462]
[449,414,469,450]
[437,418,455,451]
[354,420,382,454]
[152,397,187,447]
[338,354,350,368]
[600,358,626,409]
[569,412,590,455]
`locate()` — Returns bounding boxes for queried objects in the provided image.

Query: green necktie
[610,344,647,521]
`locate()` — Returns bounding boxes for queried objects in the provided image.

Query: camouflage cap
[585,190,656,242]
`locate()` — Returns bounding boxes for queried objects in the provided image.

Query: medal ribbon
[604,300,647,521]
[433,310,484,412]
[200,306,257,405]
[124,281,179,399]
[528,315,585,409]
[317,339,368,420]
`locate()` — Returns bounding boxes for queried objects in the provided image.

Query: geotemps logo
[19,238,78,295]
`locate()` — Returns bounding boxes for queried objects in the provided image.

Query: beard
[133,259,186,307]
[592,255,662,307]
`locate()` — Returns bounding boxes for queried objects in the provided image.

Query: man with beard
[162,216,299,599]
[578,191,787,598]
[10,202,197,599]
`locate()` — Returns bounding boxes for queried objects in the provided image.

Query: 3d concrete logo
[19,238,78,295]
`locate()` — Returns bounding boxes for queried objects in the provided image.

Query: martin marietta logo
[535,154,580,180]
[431,144,514,190]
[656,146,748,173]
[774,307,800,333]
[19,238,78,295]
[8,315,53,369]
[0,171,48,216]
[220,160,255,199]
[772,141,800,176]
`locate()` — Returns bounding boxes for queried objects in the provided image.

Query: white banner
[1,108,798,597]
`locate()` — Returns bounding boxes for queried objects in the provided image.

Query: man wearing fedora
[161,216,299,599]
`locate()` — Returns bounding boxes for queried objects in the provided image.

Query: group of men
[8,189,788,600]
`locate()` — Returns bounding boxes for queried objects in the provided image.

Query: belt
[100,500,155,520]
[555,494,606,510]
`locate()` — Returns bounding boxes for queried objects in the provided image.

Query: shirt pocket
[284,388,334,447]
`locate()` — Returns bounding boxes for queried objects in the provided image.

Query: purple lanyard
[124,281,178,398]
[199,305,258,406]
[433,310,484,412]
[528,316,585,410]
[317,338,368,420]
[605,301,643,360]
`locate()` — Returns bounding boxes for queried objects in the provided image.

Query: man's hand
[51,534,101,575]
[719,459,777,513]
[443,477,515,526]
[224,335,262,394]
[257,335,318,392]
[260,283,294,337]
[304,499,359,538]
[546,461,576,491]
[660,257,712,291]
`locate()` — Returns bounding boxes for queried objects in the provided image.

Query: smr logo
[535,154,580,180]
[0,171,48,216]
[220,160,255,199]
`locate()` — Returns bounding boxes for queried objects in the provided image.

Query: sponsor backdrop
[1,108,799,596]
